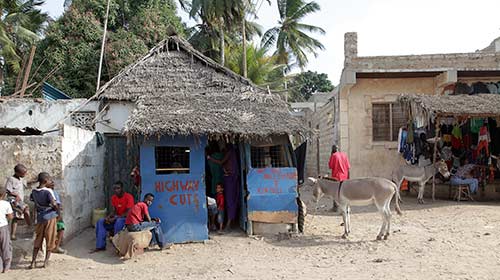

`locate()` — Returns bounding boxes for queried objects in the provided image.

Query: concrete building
[337,32,500,179]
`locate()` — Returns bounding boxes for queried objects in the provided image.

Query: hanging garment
[451,125,463,149]
[407,122,414,144]
[477,125,490,156]
[471,118,484,134]
[472,82,489,94]
[487,83,498,94]
[454,82,472,95]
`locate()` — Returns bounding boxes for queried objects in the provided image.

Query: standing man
[328,145,351,212]
[125,193,166,249]
[4,164,32,240]
[93,181,134,252]
[0,188,13,273]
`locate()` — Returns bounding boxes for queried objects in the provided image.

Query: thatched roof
[97,35,304,138]
[125,91,304,139]
[98,35,265,101]
[399,94,500,123]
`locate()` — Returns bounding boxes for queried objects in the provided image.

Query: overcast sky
[43,0,500,85]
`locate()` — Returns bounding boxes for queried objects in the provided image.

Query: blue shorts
[217,210,225,225]
[208,204,218,216]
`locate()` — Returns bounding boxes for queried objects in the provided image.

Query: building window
[372,103,407,142]
[155,146,190,174]
[251,145,293,168]
[70,111,96,131]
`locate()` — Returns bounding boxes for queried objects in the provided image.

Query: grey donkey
[307,177,402,240]
[392,160,450,204]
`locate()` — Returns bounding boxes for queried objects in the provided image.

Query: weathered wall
[61,124,105,238]
[96,101,135,134]
[304,98,336,177]
[0,99,97,133]
[0,135,63,201]
[346,78,435,179]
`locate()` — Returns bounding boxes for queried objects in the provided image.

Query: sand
[4,186,500,280]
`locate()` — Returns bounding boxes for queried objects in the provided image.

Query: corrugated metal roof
[42,82,71,101]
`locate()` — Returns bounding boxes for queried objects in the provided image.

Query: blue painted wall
[140,136,208,243]
[244,144,298,218]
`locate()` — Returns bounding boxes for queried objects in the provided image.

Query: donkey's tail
[392,182,403,215]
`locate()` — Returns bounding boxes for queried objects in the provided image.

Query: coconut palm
[0,0,48,72]
[261,0,325,70]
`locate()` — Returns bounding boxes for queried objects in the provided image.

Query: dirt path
[4,187,500,280]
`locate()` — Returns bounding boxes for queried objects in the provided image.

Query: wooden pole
[96,0,111,93]
[20,46,36,97]
[431,116,441,201]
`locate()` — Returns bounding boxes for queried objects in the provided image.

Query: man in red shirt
[328,145,351,211]
[126,193,166,249]
[93,181,134,252]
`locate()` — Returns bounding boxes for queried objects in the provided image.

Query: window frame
[154,146,191,175]
[372,102,406,143]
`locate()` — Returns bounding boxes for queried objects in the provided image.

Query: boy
[207,196,217,231]
[4,164,32,240]
[215,183,225,231]
[47,180,66,254]
[29,172,58,269]
[0,189,13,273]
[125,193,167,249]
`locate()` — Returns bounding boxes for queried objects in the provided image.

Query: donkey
[307,177,402,240]
[392,160,450,204]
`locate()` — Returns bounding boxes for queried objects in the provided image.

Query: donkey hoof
[383,235,389,240]
[376,235,382,241]
[341,234,348,239]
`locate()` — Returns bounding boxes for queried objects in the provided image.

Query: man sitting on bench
[450,159,480,195]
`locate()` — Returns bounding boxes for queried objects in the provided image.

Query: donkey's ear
[306,177,318,184]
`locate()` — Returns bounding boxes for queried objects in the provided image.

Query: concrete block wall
[61,124,105,238]
[304,98,336,177]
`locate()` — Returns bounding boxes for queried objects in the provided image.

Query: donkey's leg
[375,201,387,241]
[339,204,349,239]
[346,205,351,234]
[417,182,425,204]
[383,200,392,240]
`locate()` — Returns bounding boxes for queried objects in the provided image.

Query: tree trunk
[242,18,247,78]
[219,18,225,65]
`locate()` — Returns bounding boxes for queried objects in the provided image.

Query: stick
[96,0,111,93]
[20,46,36,97]
[432,116,440,201]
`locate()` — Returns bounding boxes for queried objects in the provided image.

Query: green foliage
[288,71,333,102]
[225,43,284,87]
[261,0,325,70]
[19,0,185,98]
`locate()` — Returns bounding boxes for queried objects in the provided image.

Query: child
[215,183,225,231]
[206,196,217,231]
[47,180,66,254]
[4,164,32,240]
[29,172,58,269]
[0,189,14,273]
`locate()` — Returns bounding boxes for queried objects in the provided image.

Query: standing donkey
[307,177,402,240]
[392,160,450,204]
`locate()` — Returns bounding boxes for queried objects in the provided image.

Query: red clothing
[216,193,225,211]
[328,152,350,181]
[125,202,149,225]
[111,193,134,217]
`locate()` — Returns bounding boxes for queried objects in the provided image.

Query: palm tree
[225,43,285,87]
[0,0,48,72]
[261,0,325,70]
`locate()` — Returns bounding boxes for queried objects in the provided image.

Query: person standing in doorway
[4,164,32,240]
[208,144,240,230]
[328,145,351,212]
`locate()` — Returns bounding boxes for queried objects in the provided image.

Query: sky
[42,0,500,85]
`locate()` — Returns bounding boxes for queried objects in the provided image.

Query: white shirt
[207,197,216,207]
[4,176,26,201]
[0,200,13,227]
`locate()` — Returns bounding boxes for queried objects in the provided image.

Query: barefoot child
[47,180,66,254]
[0,189,13,273]
[4,164,32,240]
[29,172,58,269]
[215,183,225,231]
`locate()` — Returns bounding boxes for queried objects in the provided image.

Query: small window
[70,111,96,131]
[372,103,407,142]
[155,146,190,174]
[251,145,292,168]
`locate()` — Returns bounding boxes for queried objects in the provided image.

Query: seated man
[93,182,134,252]
[125,193,167,249]
[450,160,482,194]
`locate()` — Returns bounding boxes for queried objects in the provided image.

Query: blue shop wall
[140,135,208,243]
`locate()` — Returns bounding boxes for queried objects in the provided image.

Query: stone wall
[304,97,336,177]
[0,125,105,239]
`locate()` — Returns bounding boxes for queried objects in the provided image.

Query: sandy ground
[4,186,500,280]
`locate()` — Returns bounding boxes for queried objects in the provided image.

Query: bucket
[92,208,107,227]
